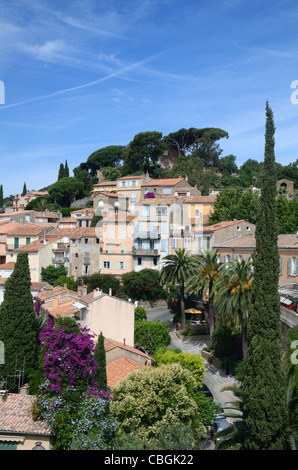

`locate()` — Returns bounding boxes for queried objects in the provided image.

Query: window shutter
[123,262,127,270]
[110,262,113,269]
[117,262,120,269]
[288,257,292,275]
[295,257,298,275]
[279,257,283,275]
[100,261,104,269]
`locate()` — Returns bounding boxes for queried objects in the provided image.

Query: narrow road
[147,307,240,413]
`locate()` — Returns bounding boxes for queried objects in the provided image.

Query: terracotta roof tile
[104,338,153,361]
[0,393,52,436]
[6,224,49,236]
[0,262,15,270]
[142,177,185,187]
[215,233,298,250]
[106,356,145,388]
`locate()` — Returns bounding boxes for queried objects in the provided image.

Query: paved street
[147,307,240,414]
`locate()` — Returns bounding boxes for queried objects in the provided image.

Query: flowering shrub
[111,364,206,446]
[144,191,155,198]
[33,389,117,450]
[39,321,99,395]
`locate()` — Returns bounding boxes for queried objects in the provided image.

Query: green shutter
[123,262,127,270]
[295,257,298,275]
[100,261,104,269]
[117,262,120,269]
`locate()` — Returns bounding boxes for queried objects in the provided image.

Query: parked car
[198,383,213,399]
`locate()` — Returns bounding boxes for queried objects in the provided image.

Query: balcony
[133,230,160,239]
[52,243,69,251]
[134,248,159,256]
[52,257,69,264]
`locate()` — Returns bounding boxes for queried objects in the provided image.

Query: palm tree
[213,258,253,357]
[187,250,222,340]
[160,248,198,330]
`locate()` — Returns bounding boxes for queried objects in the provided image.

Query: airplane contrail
[0,54,158,110]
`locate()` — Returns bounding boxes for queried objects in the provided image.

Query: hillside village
[0,134,298,451]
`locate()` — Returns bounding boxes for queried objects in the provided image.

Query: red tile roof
[0,393,52,436]
[0,262,15,270]
[104,338,153,361]
[142,178,185,187]
[106,356,145,388]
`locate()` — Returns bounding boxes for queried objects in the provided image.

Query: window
[156,207,167,216]
[161,222,167,234]
[280,257,283,276]
[26,237,31,245]
[142,205,149,217]
[153,257,158,266]
[246,226,251,232]
[237,225,241,231]
[161,239,167,252]
[287,257,298,276]
[84,238,89,244]
[122,244,126,253]
[130,180,137,187]
[224,254,231,265]
[131,193,136,202]
[206,237,211,250]
[104,261,110,269]
[195,209,201,217]
[172,238,177,248]
[14,237,19,249]
[120,181,127,187]
[137,257,142,266]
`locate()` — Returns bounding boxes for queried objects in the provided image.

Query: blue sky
[1,0,298,197]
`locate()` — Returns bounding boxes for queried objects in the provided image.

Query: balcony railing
[134,248,159,256]
[52,257,69,264]
[133,230,160,239]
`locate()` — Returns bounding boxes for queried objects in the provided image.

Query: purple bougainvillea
[39,322,100,395]
[144,191,155,198]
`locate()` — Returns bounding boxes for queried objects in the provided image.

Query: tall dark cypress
[58,163,64,180]
[0,185,3,207]
[242,102,287,449]
[94,332,107,391]
[64,160,69,178]
[0,252,38,391]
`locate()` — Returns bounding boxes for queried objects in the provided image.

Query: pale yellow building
[100,213,135,277]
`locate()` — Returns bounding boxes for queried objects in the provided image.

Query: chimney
[0,389,8,402]
[93,287,102,299]
[19,384,30,396]
[83,285,87,296]
[123,338,126,346]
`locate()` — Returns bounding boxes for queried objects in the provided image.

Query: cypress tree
[64,160,69,178]
[0,252,38,391]
[58,163,64,180]
[0,185,3,207]
[94,332,107,391]
[21,182,27,196]
[241,102,287,449]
